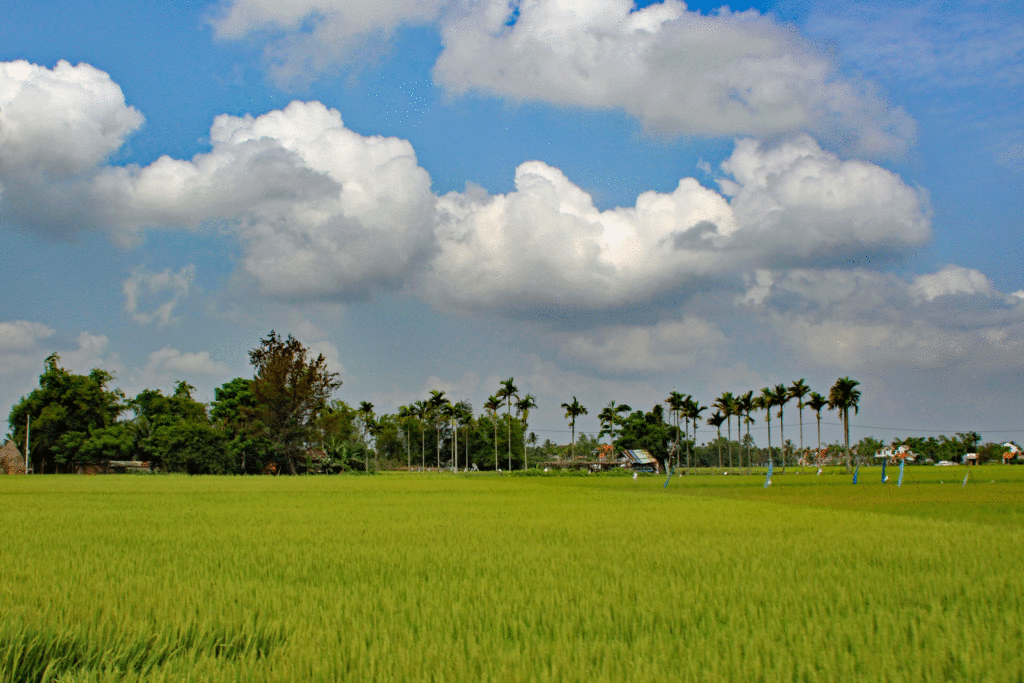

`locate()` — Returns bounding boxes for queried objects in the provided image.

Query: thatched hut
[0,440,26,475]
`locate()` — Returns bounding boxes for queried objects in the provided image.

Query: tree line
[5,332,1003,475]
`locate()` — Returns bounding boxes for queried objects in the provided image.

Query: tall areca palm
[828,377,861,473]
[455,400,472,471]
[757,388,774,466]
[789,379,810,470]
[684,398,705,471]
[715,392,736,470]
[738,391,754,474]
[666,391,686,468]
[770,384,790,473]
[441,401,458,471]
[807,391,827,465]
[365,417,383,473]
[358,401,375,471]
[428,390,448,470]
[413,400,428,469]
[707,410,726,469]
[497,378,519,471]
[561,397,588,460]
[483,395,502,471]
[397,404,413,470]
[516,394,537,469]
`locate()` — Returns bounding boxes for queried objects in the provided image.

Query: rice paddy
[2,467,1022,682]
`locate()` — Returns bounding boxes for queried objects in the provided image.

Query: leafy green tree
[210,377,274,473]
[248,331,342,475]
[8,353,125,473]
[617,406,671,470]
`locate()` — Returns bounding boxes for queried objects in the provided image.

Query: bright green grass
[2,468,1022,682]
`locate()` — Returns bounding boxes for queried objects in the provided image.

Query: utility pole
[25,414,30,475]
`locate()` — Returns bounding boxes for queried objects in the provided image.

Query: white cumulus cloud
[210,0,446,85]
[434,0,915,157]
[94,100,436,298]
[0,60,143,236]
[422,135,929,313]
[123,265,195,325]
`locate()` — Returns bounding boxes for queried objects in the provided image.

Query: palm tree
[515,394,537,470]
[413,400,428,470]
[690,402,705,468]
[497,378,519,471]
[397,404,414,470]
[455,400,473,471]
[365,417,383,473]
[738,391,754,474]
[666,391,686,468]
[789,379,810,470]
[561,397,588,460]
[441,401,458,471]
[828,377,861,473]
[684,398,705,471]
[714,392,736,470]
[483,395,502,471]
[527,432,538,462]
[428,390,448,470]
[806,391,827,466]
[707,410,726,470]
[770,384,790,473]
[358,401,375,471]
[757,388,774,466]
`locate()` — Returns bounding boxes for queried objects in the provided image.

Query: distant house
[0,440,26,475]
[620,449,660,473]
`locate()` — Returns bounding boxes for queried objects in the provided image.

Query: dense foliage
[6,336,1015,474]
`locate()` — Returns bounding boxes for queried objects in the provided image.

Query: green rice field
[2,466,1023,682]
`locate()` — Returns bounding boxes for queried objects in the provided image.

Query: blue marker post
[881,459,888,483]
[852,465,859,484]
[764,460,774,488]
[663,466,674,488]
[898,459,905,487]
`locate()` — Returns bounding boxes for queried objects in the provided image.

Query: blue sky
[1,0,1021,446]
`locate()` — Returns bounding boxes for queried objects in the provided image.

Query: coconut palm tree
[828,377,861,473]
[483,395,502,471]
[497,378,519,471]
[428,390,448,470]
[561,397,588,460]
[516,394,537,469]
[770,384,790,473]
[806,391,827,466]
[789,379,811,470]
[708,410,726,470]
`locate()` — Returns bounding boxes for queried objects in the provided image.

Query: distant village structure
[0,440,26,475]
